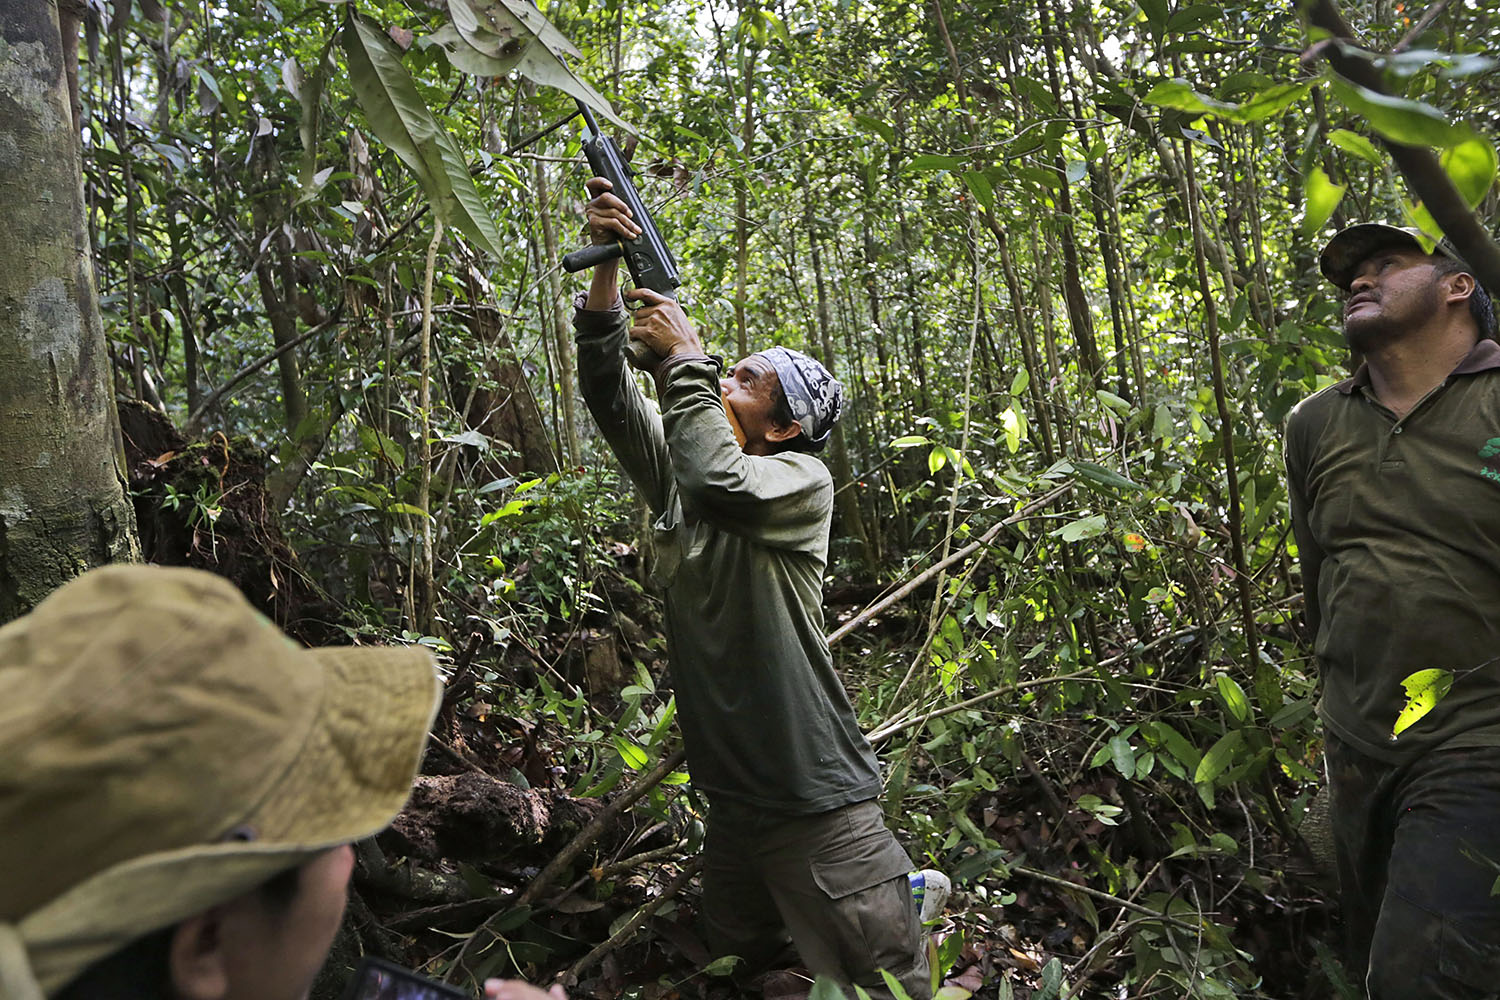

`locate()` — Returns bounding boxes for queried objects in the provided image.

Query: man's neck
[1363,322,1478,418]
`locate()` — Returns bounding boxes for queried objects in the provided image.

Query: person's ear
[168,908,232,1000]
[1444,270,1476,307]
[764,421,802,445]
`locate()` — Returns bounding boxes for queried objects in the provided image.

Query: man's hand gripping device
[561,101,681,371]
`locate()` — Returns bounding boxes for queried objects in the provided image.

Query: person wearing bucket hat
[1287,224,1500,998]
[0,564,446,1000]
[569,179,930,999]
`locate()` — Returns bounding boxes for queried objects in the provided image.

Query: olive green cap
[0,565,440,998]
[1319,222,1470,290]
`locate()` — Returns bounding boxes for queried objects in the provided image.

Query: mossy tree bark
[0,1,139,623]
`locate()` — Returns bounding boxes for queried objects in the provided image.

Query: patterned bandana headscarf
[754,347,843,450]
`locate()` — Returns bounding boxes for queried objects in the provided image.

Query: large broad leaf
[1440,136,1499,208]
[1329,76,1472,149]
[907,154,967,171]
[343,14,504,258]
[1392,668,1454,738]
[1145,79,1230,116]
[453,0,579,60]
[421,23,523,78]
[1143,79,1311,124]
[1140,0,1169,44]
[1328,128,1384,168]
[1302,166,1346,239]
[1226,81,1313,123]
[447,0,631,134]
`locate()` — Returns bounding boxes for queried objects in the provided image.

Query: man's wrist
[584,262,621,311]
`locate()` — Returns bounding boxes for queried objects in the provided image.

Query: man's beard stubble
[1342,280,1442,354]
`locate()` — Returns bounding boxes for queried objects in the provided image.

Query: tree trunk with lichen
[0,2,139,623]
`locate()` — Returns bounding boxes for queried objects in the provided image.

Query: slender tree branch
[828,484,1074,646]
[1392,0,1449,53]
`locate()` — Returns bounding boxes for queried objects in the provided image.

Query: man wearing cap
[0,564,564,1000]
[1288,223,1500,997]
[573,178,930,999]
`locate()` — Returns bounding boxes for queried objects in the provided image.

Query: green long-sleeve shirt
[574,300,881,813]
[1286,339,1500,761]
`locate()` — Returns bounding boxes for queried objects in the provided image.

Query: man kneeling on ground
[572,177,932,999]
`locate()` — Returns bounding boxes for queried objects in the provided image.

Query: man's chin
[1343,318,1392,354]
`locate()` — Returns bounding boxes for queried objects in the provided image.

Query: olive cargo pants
[701,798,931,999]
[1326,734,1500,998]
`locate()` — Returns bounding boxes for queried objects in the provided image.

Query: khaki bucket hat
[0,565,441,998]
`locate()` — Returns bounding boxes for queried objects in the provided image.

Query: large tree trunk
[0,2,139,623]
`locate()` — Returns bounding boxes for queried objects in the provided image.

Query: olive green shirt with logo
[573,301,882,813]
[1286,340,1500,761]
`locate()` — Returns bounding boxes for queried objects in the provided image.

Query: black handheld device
[340,956,470,1000]
[561,101,682,370]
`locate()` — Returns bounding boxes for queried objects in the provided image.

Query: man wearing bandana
[572,177,930,999]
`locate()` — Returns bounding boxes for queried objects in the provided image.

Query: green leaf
[1096,389,1131,415]
[385,502,431,519]
[1109,733,1136,779]
[446,0,633,134]
[1001,407,1022,453]
[1071,460,1142,492]
[1167,4,1220,33]
[614,736,648,769]
[1401,197,1443,245]
[1223,81,1313,123]
[1392,668,1454,738]
[853,114,895,144]
[343,17,440,195]
[1328,128,1384,167]
[1215,673,1251,724]
[702,955,742,977]
[1037,958,1064,1000]
[1328,76,1471,149]
[1147,79,1312,124]
[1441,136,1498,208]
[451,0,579,59]
[441,428,490,450]
[1151,721,1202,773]
[928,447,948,475]
[457,861,501,897]
[1194,730,1244,785]
[962,170,995,212]
[1144,80,1226,115]
[1302,166,1346,239]
[1140,0,1169,43]
[421,23,522,77]
[343,14,505,258]
[1009,368,1030,397]
[877,970,915,1000]
[1055,513,1107,542]
[907,154,967,171]
[890,435,930,448]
